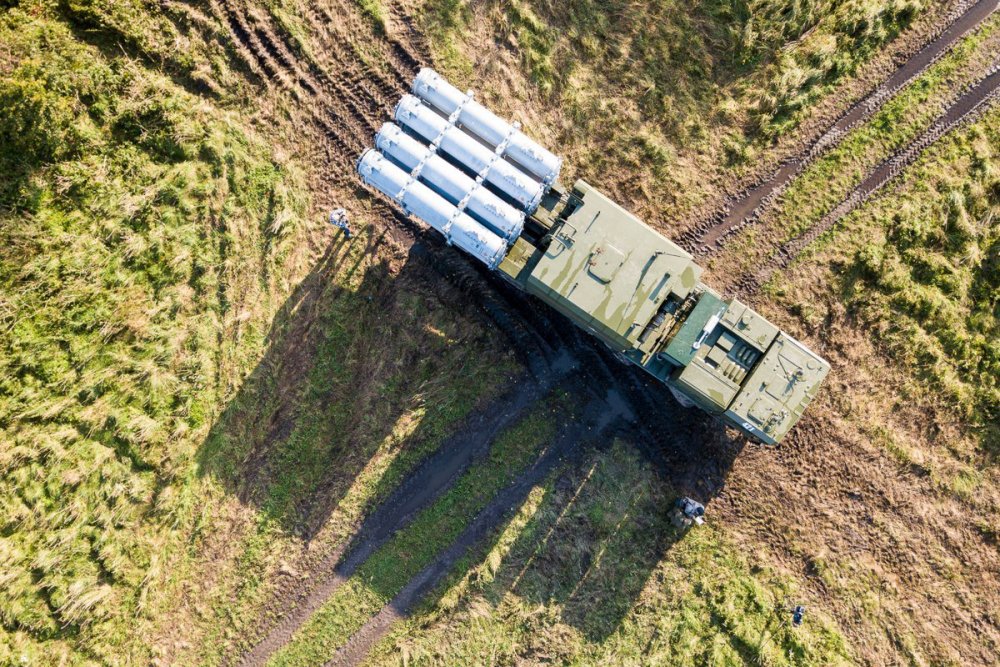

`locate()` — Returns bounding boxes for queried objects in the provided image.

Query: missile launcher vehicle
[358,68,829,444]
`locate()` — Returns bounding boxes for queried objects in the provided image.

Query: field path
[733,60,1000,297]
[676,0,1000,254]
[324,394,628,667]
[234,376,549,667]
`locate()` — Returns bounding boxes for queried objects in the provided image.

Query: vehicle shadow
[410,373,744,646]
[338,257,747,649]
[495,413,742,645]
[194,223,512,545]
[195,219,744,655]
[363,411,742,657]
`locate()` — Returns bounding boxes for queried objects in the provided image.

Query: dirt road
[733,61,1000,298]
[196,0,1000,663]
[324,389,633,667]
[676,0,999,255]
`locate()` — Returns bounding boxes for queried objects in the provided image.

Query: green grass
[267,403,566,666]
[724,12,1000,277]
[842,112,1000,451]
[0,5,307,663]
[192,252,514,662]
[419,0,928,219]
[367,442,852,666]
[0,2,512,664]
[776,103,1000,454]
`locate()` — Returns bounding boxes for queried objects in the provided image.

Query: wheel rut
[200,0,1000,663]
[205,0,404,176]
[234,374,551,667]
[325,395,629,667]
[676,0,1000,256]
[732,61,1000,298]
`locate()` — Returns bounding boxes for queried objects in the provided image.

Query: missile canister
[375,123,525,241]
[357,149,507,269]
[356,68,830,446]
[394,95,545,213]
[412,68,562,185]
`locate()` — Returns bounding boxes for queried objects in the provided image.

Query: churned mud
[187,0,1000,664]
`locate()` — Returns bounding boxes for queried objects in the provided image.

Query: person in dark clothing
[672,496,706,528]
[329,207,352,239]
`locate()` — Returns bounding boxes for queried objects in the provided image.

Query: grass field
[774,101,1000,462]
[418,0,930,221]
[715,11,1000,280]
[4,0,998,664]
[0,5,310,661]
[0,1,511,664]
[836,116,999,456]
[367,442,852,666]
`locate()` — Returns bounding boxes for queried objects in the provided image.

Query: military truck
[357,69,829,444]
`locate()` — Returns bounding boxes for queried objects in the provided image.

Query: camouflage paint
[500,180,829,444]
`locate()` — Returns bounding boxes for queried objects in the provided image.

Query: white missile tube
[394,95,545,213]
[412,68,562,185]
[357,149,507,269]
[375,123,524,241]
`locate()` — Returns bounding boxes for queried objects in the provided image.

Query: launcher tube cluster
[357,68,831,445]
[357,68,563,270]
[357,150,506,268]
[393,95,545,212]
[375,123,524,241]
[411,68,562,184]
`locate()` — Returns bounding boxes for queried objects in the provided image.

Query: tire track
[269,8,395,133]
[325,402,623,667]
[207,0,395,170]
[253,12,384,138]
[248,11,318,95]
[676,0,999,255]
[383,0,429,75]
[253,0,398,116]
[732,62,1000,298]
[299,0,420,94]
[197,0,271,86]
[234,377,553,667]
[217,1,297,92]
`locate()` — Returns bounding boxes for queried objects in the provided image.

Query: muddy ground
[161,0,1000,664]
